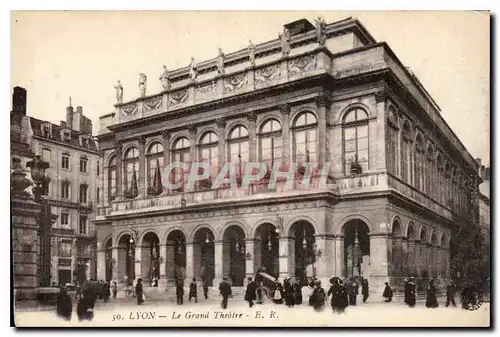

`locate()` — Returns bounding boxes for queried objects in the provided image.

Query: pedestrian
[284,277,295,307]
[273,278,284,304]
[383,282,393,302]
[76,288,95,322]
[244,277,257,308]
[361,278,369,303]
[219,277,232,309]
[328,277,347,314]
[307,278,315,306]
[256,280,263,304]
[348,278,358,306]
[103,281,111,303]
[403,278,409,304]
[202,277,209,300]
[111,281,118,299]
[311,280,326,311]
[56,286,72,321]
[293,279,303,305]
[135,278,144,305]
[176,280,184,305]
[446,280,457,307]
[189,278,198,303]
[425,279,439,308]
[407,277,416,308]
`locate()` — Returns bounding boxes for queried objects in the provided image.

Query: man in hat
[446,280,457,307]
[284,277,295,307]
[383,282,393,302]
[403,278,409,304]
[219,277,232,309]
[407,277,416,307]
[361,278,369,303]
[244,277,257,307]
[135,278,144,305]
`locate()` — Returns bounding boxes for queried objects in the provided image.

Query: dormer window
[62,131,71,142]
[42,122,52,139]
[80,136,89,148]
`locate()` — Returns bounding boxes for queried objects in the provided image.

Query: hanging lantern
[205,232,210,244]
[302,229,307,249]
[235,235,240,252]
[267,233,272,251]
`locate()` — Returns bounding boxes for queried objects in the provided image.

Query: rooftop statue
[159,65,171,90]
[189,57,198,81]
[314,17,327,46]
[114,80,123,104]
[217,48,225,75]
[139,73,147,97]
[280,28,291,57]
[248,40,256,66]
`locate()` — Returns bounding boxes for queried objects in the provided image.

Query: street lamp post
[26,155,57,288]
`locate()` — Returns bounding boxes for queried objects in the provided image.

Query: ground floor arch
[343,219,370,278]
[117,233,134,285]
[166,230,186,285]
[193,227,215,286]
[141,232,160,286]
[254,223,279,279]
[289,220,316,283]
[222,225,246,286]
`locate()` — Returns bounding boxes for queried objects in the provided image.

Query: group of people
[57,279,118,322]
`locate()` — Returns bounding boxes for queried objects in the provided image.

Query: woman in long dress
[273,279,283,304]
[425,279,439,308]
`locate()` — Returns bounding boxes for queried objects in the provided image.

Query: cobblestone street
[14,296,490,327]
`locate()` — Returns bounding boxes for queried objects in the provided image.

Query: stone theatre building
[95,17,481,293]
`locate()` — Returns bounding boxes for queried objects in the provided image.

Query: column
[401,237,409,276]
[407,239,415,276]
[414,240,421,276]
[134,246,142,280]
[247,112,257,162]
[111,246,119,283]
[186,242,194,281]
[278,236,291,279]
[138,136,146,197]
[115,141,123,199]
[165,242,175,282]
[214,240,224,286]
[374,91,387,170]
[162,131,170,194]
[96,249,106,281]
[369,233,390,293]
[334,235,344,277]
[253,237,262,273]
[71,238,77,284]
[158,243,167,289]
[217,118,226,172]
[280,104,290,166]
[313,234,332,286]
[245,239,255,278]
[315,94,329,166]
[222,240,230,278]
[188,125,197,191]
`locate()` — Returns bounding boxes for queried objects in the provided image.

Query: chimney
[475,158,482,166]
[60,121,66,128]
[66,104,74,129]
[479,165,485,179]
[12,86,27,115]
[485,167,490,181]
[73,106,82,132]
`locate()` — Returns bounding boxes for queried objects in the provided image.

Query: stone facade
[95,18,480,294]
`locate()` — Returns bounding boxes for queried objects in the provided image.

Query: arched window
[436,154,444,204]
[414,135,424,191]
[198,132,219,178]
[343,108,369,174]
[147,142,164,195]
[259,119,282,168]
[124,147,139,198]
[426,144,435,199]
[79,183,88,204]
[293,112,318,165]
[228,125,249,179]
[108,155,116,201]
[172,137,190,187]
[386,106,399,176]
[401,121,413,184]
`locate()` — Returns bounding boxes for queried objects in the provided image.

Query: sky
[10,11,490,165]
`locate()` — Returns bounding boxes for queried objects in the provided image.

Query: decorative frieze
[224,73,248,92]
[195,81,216,98]
[122,102,138,116]
[143,95,162,113]
[255,64,282,85]
[169,89,189,106]
[288,54,317,76]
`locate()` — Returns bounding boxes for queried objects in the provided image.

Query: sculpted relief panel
[143,95,162,113]
[255,64,282,85]
[288,54,317,76]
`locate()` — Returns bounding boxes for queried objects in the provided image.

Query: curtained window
[343,108,369,174]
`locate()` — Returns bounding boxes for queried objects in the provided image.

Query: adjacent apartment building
[11,87,100,286]
[94,17,481,294]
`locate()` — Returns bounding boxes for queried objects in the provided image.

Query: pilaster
[280,104,291,166]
